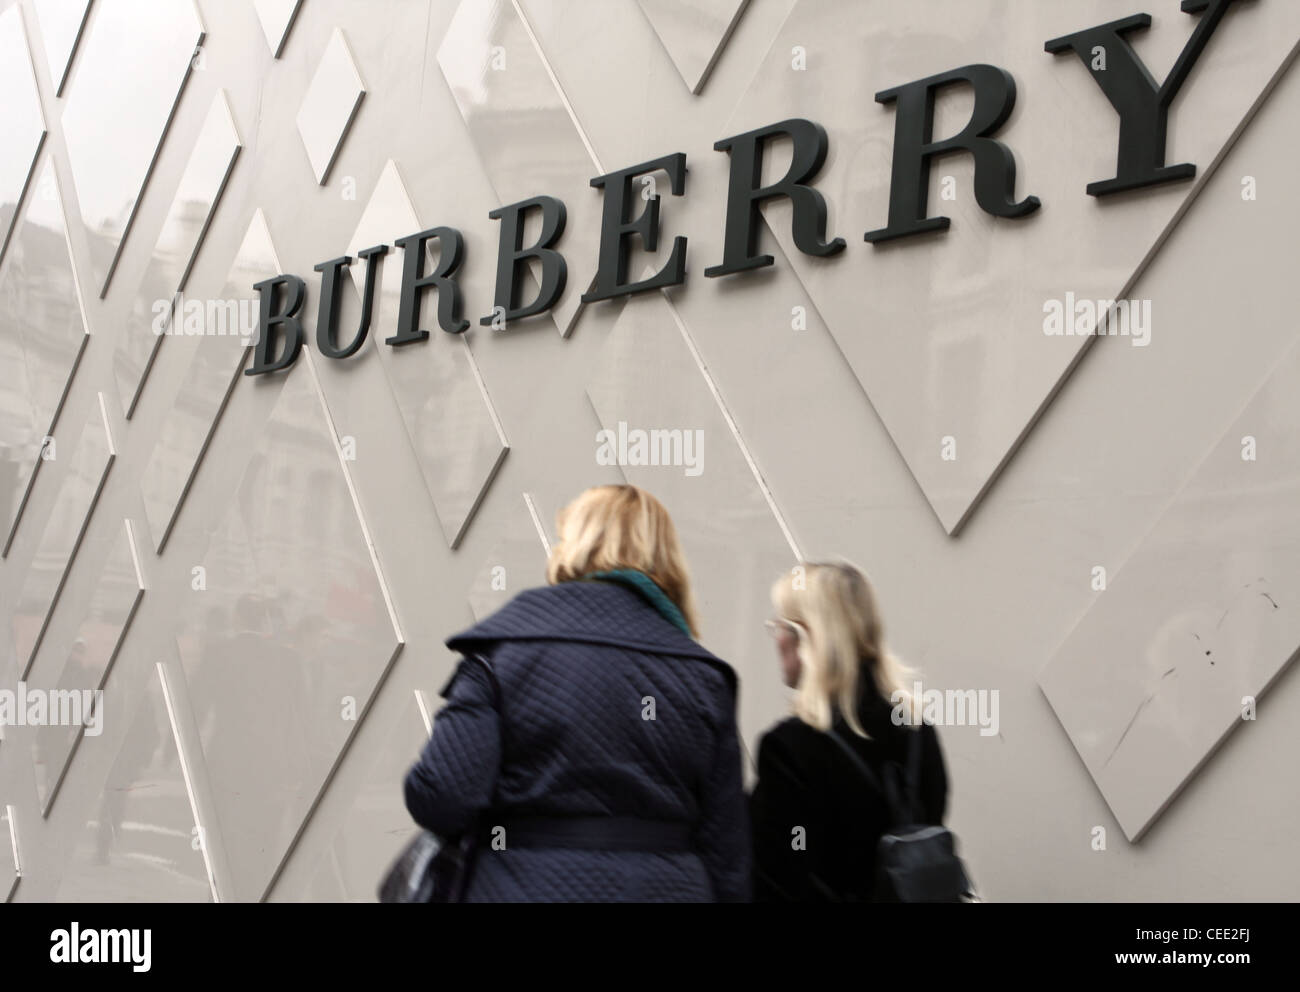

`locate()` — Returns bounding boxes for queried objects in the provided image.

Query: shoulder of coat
[761,714,828,752]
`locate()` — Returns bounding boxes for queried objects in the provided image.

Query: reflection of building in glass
[0,193,87,540]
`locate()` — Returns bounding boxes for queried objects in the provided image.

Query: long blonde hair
[771,560,916,737]
[546,485,701,637]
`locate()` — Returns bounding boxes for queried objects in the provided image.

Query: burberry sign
[244,0,1245,376]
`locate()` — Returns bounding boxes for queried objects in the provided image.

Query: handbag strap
[827,725,922,827]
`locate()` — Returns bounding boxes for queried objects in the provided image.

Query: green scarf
[584,569,693,637]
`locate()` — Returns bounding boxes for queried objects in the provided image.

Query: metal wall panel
[0,0,1297,902]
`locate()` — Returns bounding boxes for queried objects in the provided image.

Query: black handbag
[378,654,501,904]
[377,829,475,903]
[827,723,977,903]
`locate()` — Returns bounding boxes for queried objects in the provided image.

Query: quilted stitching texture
[404,581,750,902]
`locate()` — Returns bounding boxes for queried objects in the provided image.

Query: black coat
[403,580,750,902]
[749,686,948,901]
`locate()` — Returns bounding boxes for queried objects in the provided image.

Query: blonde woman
[750,560,948,901]
[404,485,749,902]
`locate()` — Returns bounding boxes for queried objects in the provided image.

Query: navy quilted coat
[403,579,751,902]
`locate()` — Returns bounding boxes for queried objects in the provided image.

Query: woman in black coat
[750,560,948,901]
[403,485,750,902]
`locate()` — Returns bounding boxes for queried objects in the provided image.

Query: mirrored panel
[9,394,114,681]
[139,208,278,552]
[31,0,92,97]
[61,0,204,295]
[0,4,46,265]
[29,519,145,816]
[174,356,401,901]
[114,89,242,420]
[342,160,508,549]
[0,159,90,555]
[295,26,364,185]
[53,664,212,901]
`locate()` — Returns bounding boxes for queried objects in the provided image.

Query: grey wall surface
[0,0,1297,902]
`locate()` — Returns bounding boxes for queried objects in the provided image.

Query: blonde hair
[771,560,917,737]
[546,485,701,637]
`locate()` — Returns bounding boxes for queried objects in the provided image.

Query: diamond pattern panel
[1038,58,1300,841]
[291,689,430,901]
[295,26,365,185]
[726,0,1300,534]
[114,88,242,420]
[7,393,114,684]
[30,0,92,97]
[253,0,302,59]
[635,0,749,95]
[28,518,145,816]
[139,208,279,552]
[61,0,205,296]
[173,354,401,902]
[0,0,1295,902]
[336,159,509,549]
[0,158,89,556]
[436,0,602,337]
[1042,332,1300,840]
[53,663,212,901]
[467,498,550,621]
[0,4,46,266]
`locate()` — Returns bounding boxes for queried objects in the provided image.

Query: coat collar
[581,569,692,636]
[446,581,736,693]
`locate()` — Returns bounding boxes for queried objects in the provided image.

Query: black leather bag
[378,654,500,904]
[377,829,475,904]
[828,724,977,903]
